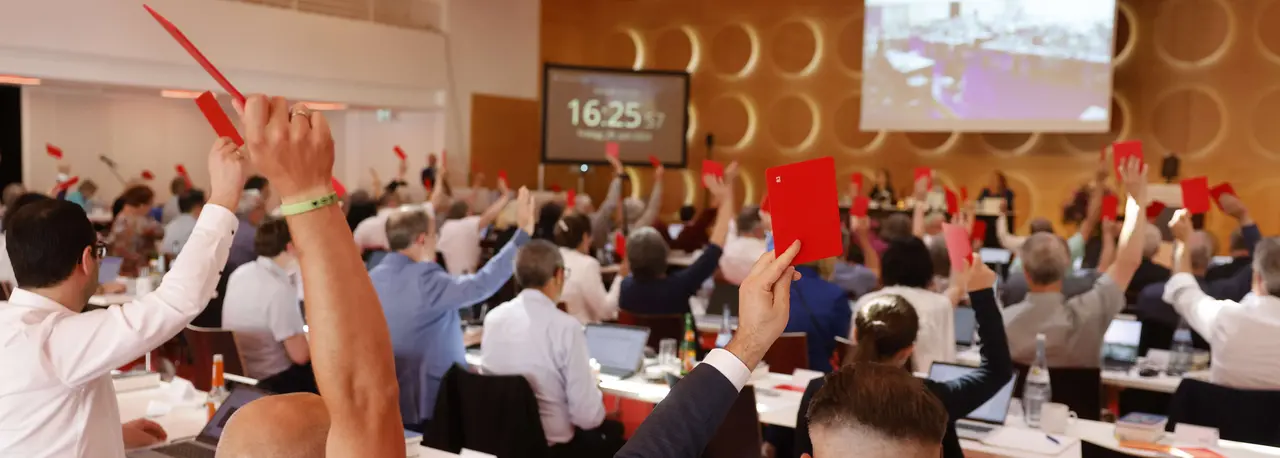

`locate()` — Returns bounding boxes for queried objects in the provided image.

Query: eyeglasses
[91,242,108,259]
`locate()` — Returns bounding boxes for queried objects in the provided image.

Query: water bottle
[1168,319,1194,375]
[1023,333,1052,428]
[714,307,733,349]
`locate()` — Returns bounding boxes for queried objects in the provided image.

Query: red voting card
[1210,183,1236,209]
[143,5,245,104]
[46,144,63,160]
[702,160,724,179]
[497,170,508,186]
[331,177,347,197]
[566,190,577,209]
[960,187,969,202]
[1146,201,1167,221]
[1180,177,1211,215]
[423,178,433,189]
[942,223,971,272]
[766,156,843,266]
[394,146,406,161]
[850,173,864,192]
[549,184,563,192]
[914,167,933,190]
[56,176,80,192]
[1112,140,1143,176]
[850,196,870,218]
[648,155,661,168]
[1101,194,1119,221]
[605,142,620,159]
[141,170,155,181]
[945,188,959,214]
[176,164,193,188]
[195,92,244,146]
[614,232,627,259]
[971,220,987,242]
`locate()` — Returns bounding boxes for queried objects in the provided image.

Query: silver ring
[290,106,312,120]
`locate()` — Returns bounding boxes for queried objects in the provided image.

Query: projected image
[861,0,1117,132]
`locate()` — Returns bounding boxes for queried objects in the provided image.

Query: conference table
[954,347,1196,394]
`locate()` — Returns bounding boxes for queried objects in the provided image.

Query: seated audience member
[855,237,956,372]
[804,364,950,458]
[785,256,851,373]
[437,179,511,274]
[867,168,897,208]
[1004,160,1106,275]
[65,179,98,212]
[795,258,1010,458]
[110,185,163,276]
[228,189,268,272]
[161,176,190,224]
[1125,224,1171,305]
[1136,229,1217,330]
[719,205,768,285]
[371,188,535,432]
[831,216,880,298]
[1,193,52,290]
[217,97,403,458]
[1207,228,1253,281]
[1004,158,1148,367]
[352,191,403,251]
[222,218,316,394]
[554,211,621,324]
[616,242,803,457]
[0,137,242,456]
[1164,210,1280,389]
[481,240,624,455]
[161,189,206,256]
[619,167,736,316]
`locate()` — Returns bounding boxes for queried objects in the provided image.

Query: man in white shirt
[0,137,243,457]
[352,192,402,251]
[1165,209,1280,389]
[438,180,510,274]
[481,240,622,454]
[719,206,769,285]
[160,189,205,256]
[222,218,315,394]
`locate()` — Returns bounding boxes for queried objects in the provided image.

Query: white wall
[22,86,444,203]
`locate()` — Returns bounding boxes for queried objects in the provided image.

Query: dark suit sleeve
[930,289,1014,416]
[615,364,741,458]
[671,244,724,296]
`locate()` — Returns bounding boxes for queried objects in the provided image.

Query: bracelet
[280,192,340,216]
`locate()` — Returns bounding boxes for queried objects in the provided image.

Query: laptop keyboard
[955,421,997,440]
[151,442,216,458]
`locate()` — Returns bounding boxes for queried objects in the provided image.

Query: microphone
[704,133,715,151]
[98,155,117,169]
[1160,152,1180,184]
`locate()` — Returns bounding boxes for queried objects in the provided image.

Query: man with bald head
[217,394,329,458]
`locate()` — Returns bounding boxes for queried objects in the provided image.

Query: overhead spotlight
[160,89,202,99]
[302,102,348,111]
[0,75,41,86]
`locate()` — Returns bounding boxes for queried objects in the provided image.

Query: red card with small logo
[46,144,63,160]
[614,232,627,259]
[850,173,864,192]
[1146,201,1167,221]
[914,167,933,190]
[605,142,620,158]
[1112,140,1143,176]
[143,5,245,104]
[566,190,576,209]
[944,188,959,214]
[1180,177,1211,214]
[141,170,155,180]
[702,160,724,180]
[195,91,244,146]
[970,220,987,242]
[1210,183,1236,209]
[394,146,406,161]
[648,155,661,168]
[1101,194,1119,221]
[766,156,843,265]
[850,196,870,218]
[331,177,346,197]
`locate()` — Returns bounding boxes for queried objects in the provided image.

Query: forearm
[638,182,663,228]
[912,204,926,237]
[709,196,733,247]
[286,204,402,456]
[1098,236,1117,272]
[476,195,510,229]
[1173,241,1193,275]
[1108,197,1146,287]
[1079,184,1103,240]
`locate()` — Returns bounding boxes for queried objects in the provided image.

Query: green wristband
[280,192,339,216]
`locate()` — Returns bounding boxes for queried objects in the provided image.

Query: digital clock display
[542,64,689,166]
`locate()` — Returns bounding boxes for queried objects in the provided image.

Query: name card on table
[1175,423,1220,447]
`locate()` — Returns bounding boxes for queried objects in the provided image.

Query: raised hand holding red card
[944,188,959,214]
[143,5,245,104]
[46,144,63,160]
[914,167,933,190]
[702,160,724,179]
[566,190,577,209]
[766,156,843,266]
[605,142,620,159]
[648,155,661,168]
[1209,183,1236,210]
[195,92,244,146]
[1101,194,1119,221]
[1112,140,1143,177]
[394,146,406,161]
[850,196,870,218]
[1180,177,1211,215]
[850,173,864,193]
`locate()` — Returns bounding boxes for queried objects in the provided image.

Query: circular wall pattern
[767,94,819,151]
[1150,86,1226,158]
[1063,94,1130,154]
[595,30,641,70]
[981,132,1039,156]
[710,23,759,78]
[707,93,757,150]
[831,93,885,154]
[653,27,696,72]
[768,19,822,76]
[905,132,959,155]
[1255,0,1280,65]
[686,103,698,143]
[834,16,865,75]
[1249,85,1280,159]
[1113,3,1136,65]
[1153,0,1233,68]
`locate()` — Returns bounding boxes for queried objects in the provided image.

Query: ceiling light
[303,102,348,111]
[161,89,202,99]
[0,75,41,86]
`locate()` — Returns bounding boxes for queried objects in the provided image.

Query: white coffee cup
[1039,402,1077,434]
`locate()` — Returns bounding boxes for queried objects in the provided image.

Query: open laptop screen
[196,386,271,446]
[98,257,123,285]
[584,324,649,373]
[928,362,1016,424]
[1102,318,1142,363]
[954,307,977,346]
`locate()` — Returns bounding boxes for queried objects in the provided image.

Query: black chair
[1013,364,1102,421]
[426,364,549,457]
[1166,378,1280,447]
[703,386,761,458]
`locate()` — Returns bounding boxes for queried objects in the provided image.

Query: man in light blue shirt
[372,188,536,432]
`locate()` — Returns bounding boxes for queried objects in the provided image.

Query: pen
[1046,434,1060,445]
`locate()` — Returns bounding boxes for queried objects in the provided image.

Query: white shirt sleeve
[701,348,751,392]
[564,325,606,429]
[1162,272,1229,345]
[45,204,237,386]
[268,285,306,342]
[578,259,617,323]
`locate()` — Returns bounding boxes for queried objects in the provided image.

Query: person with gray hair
[228,188,268,272]
[1003,158,1149,368]
[587,152,625,251]
[619,164,737,316]
[1163,196,1280,389]
[1206,228,1255,281]
[718,205,769,285]
[0,182,27,219]
[480,240,624,454]
[1122,223,1172,304]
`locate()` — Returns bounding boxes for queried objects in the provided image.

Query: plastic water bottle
[1023,333,1052,428]
[1168,319,1194,375]
[715,307,733,349]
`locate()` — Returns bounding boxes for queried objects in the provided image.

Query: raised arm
[707,163,737,248]
[428,161,450,210]
[1105,158,1149,291]
[851,216,880,279]
[239,96,403,457]
[932,259,1014,416]
[911,175,928,237]
[474,179,511,230]
[593,155,625,221]
[1077,159,1109,241]
[635,166,664,228]
[425,189,534,311]
[1165,210,1228,346]
[1096,219,1119,272]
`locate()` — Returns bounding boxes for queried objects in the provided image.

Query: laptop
[953,307,977,348]
[584,323,650,379]
[127,386,270,458]
[1101,318,1142,371]
[927,362,1017,440]
[99,256,123,285]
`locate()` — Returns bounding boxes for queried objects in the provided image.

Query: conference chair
[1167,378,1280,447]
[616,310,684,352]
[1013,363,1102,421]
[702,386,762,458]
[426,364,549,457]
[762,332,809,375]
[180,325,246,392]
